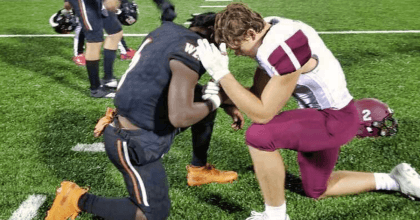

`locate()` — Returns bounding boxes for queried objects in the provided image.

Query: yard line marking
[184,21,192,25]
[317,30,420,34]
[199,5,227,8]
[1,30,420,38]
[9,194,46,220]
[72,143,105,152]
[0,34,148,38]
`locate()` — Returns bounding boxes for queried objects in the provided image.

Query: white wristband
[203,94,221,111]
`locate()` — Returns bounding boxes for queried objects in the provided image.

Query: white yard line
[199,5,227,8]
[72,143,105,152]
[317,30,420,34]
[1,30,420,38]
[9,194,46,220]
[0,34,148,38]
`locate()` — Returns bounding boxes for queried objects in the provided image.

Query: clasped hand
[196,39,230,83]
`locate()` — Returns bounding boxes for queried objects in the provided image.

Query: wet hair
[215,3,265,49]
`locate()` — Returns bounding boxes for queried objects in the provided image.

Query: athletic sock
[77,30,85,55]
[103,49,117,80]
[265,202,286,220]
[120,38,129,51]
[85,60,100,90]
[374,173,400,191]
[118,41,127,55]
[78,193,138,220]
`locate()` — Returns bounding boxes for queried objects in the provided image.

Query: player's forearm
[169,102,212,128]
[220,74,273,123]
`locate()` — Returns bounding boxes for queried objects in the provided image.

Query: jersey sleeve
[257,28,312,76]
[169,40,206,76]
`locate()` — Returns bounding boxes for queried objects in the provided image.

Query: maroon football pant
[245,100,359,198]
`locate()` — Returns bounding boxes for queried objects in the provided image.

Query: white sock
[118,41,127,55]
[265,202,286,220]
[374,173,400,191]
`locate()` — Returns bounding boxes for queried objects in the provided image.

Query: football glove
[202,81,221,111]
[196,39,230,83]
[94,107,116,138]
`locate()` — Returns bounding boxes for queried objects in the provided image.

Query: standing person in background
[65,0,123,98]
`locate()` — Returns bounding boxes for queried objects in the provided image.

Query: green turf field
[1,0,420,219]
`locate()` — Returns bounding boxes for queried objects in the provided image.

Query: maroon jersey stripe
[268,45,295,75]
[267,30,311,75]
[285,30,311,67]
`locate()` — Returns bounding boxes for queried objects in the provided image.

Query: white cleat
[101,78,118,88]
[246,211,290,220]
[390,163,420,200]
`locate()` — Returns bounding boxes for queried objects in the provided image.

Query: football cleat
[390,163,420,200]
[72,54,86,66]
[186,163,238,186]
[45,181,88,220]
[246,211,290,220]
[100,78,118,88]
[90,86,115,98]
[120,48,136,60]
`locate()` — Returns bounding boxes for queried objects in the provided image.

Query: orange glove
[94,107,116,138]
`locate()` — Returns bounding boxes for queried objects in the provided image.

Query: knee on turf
[303,185,326,199]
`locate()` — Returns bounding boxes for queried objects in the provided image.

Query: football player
[197,3,420,220]
[45,12,242,220]
[63,0,123,98]
[67,0,139,66]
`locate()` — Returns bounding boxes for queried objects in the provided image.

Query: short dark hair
[188,12,216,29]
[187,12,216,42]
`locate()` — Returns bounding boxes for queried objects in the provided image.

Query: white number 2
[362,109,372,121]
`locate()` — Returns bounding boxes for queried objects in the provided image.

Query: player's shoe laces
[120,48,136,60]
[45,181,88,220]
[390,163,420,200]
[186,163,238,186]
[100,78,118,89]
[90,86,115,98]
[72,54,86,66]
[246,211,290,220]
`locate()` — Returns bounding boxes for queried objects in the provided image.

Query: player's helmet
[354,98,398,138]
[117,1,138,26]
[49,9,78,34]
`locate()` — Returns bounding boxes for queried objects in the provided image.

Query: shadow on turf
[195,191,246,214]
[247,165,306,197]
[0,29,89,94]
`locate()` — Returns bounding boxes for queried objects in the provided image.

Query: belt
[113,115,140,130]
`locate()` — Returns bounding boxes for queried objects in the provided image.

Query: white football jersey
[256,16,353,110]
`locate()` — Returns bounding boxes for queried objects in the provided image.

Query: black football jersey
[114,21,206,134]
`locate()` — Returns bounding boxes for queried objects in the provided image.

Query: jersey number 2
[362,109,372,121]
